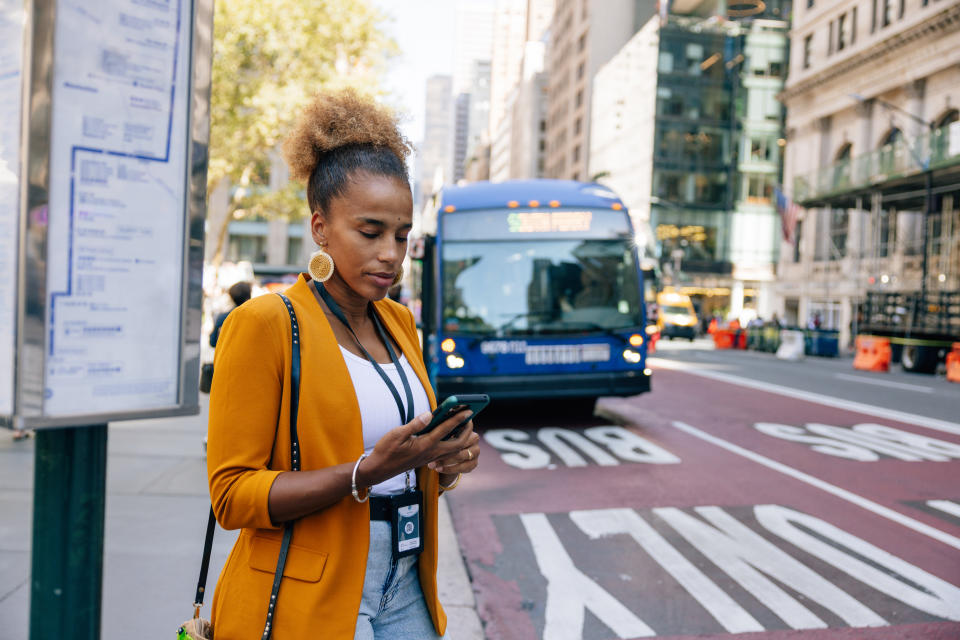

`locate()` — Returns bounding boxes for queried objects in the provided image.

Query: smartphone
[416,394,490,440]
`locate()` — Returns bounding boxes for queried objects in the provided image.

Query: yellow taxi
[656,291,698,340]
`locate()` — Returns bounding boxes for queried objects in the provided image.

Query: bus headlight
[628,333,644,347]
[441,338,457,353]
[622,349,641,364]
[643,368,652,376]
[645,325,659,335]
[446,354,465,369]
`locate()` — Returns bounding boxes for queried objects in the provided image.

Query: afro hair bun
[282,88,412,183]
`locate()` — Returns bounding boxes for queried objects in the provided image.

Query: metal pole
[921,168,932,300]
[30,425,108,640]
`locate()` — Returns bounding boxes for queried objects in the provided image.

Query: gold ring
[465,449,473,461]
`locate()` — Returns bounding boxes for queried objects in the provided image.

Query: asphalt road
[447,340,960,640]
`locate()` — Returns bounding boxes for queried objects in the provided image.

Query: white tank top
[339,345,431,495]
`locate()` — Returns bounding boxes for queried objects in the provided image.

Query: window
[837,14,847,51]
[572,145,580,162]
[851,7,857,44]
[878,209,894,257]
[576,62,584,80]
[829,209,848,260]
[287,237,302,265]
[793,220,803,262]
[750,138,773,162]
[828,20,834,55]
[577,33,586,52]
[807,0,814,7]
[575,89,583,108]
[745,174,774,204]
[898,0,905,19]
[574,117,581,135]
[803,34,812,69]
[871,0,877,33]
[882,0,893,27]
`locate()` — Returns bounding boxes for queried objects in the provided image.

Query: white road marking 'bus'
[672,420,960,551]
[571,508,765,633]
[833,373,934,393]
[538,428,619,467]
[484,426,680,469]
[650,357,960,436]
[519,513,655,640]
[654,506,885,629]
[928,500,960,519]
[754,422,960,462]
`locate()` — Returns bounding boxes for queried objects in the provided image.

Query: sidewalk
[0,396,483,640]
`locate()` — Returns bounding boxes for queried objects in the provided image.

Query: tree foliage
[208,0,396,261]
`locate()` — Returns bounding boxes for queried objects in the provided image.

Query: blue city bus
[410,179,652,400]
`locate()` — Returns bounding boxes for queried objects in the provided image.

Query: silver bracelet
[351,453,370,503]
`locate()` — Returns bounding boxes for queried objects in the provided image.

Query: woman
[207,89,480,639]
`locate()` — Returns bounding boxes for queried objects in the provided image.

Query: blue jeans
[354,521,446,640]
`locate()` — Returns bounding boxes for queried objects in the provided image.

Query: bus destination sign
[507,210,593,234]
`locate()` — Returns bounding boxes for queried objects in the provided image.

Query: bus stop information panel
[1,0,211,429]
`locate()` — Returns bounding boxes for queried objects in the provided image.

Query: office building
[543,0,648,181]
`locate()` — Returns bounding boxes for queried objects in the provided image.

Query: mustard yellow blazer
[207,274,445,639]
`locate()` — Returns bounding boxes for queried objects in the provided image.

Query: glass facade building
[649,0,791,317]
[652,18,742,277]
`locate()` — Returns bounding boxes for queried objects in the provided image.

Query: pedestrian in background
[205,89,480,639]
[209,281,252,348]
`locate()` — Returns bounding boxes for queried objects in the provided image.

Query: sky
[371,0,457,146]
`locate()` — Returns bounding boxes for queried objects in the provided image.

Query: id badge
[389,489,424,559]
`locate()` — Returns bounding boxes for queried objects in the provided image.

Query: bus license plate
[524,344,610,365]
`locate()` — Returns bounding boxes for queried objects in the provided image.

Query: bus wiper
[497,311,554,335]
[547,320,638,343]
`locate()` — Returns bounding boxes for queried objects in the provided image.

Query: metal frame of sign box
[2,0,214,429]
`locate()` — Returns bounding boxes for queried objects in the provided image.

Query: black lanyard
[315,282,415,426]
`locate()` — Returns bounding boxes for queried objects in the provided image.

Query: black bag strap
[261,293,302,639]
[192,292,302,640]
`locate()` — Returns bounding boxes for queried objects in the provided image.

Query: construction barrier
[853,335,891,372]
[648,330,659,354]
[713,329,734,349]
[947,343,960,383]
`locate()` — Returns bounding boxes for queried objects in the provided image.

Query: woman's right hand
[357,409,474,488]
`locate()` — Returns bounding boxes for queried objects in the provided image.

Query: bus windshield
[442,238,642,335]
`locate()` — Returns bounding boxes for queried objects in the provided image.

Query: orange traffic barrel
[713,329,734,349]
[853,335,891,372]
[947,342,960,383]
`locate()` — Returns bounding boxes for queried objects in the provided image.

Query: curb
[437,494,485,640]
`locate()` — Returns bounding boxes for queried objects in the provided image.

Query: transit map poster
[43,0,193,415]
[0,4,24,416]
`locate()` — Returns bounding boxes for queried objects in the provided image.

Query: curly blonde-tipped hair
[283,88,412,184]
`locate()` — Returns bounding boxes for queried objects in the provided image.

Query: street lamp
[848,93,937,299]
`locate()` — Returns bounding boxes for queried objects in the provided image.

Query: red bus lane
[445,369,960,640]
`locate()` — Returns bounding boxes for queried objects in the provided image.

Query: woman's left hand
[428,420,480,478]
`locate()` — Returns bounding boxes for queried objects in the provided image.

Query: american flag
[774,186,801,244]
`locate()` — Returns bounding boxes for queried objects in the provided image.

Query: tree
[207,0,397,266]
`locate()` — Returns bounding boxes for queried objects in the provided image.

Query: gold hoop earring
[392,265,404,286]
[308,245,335,282]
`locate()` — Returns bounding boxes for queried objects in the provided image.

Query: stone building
[777,0,960,347]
